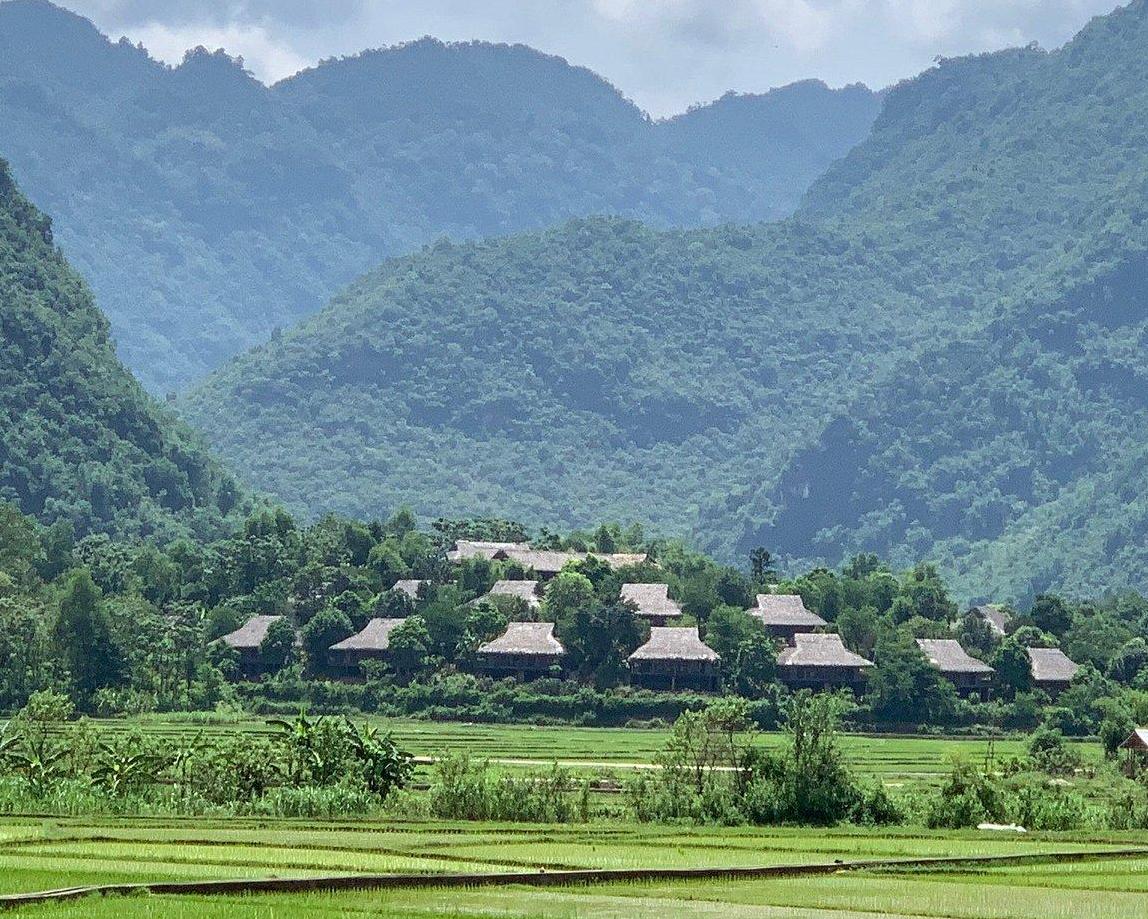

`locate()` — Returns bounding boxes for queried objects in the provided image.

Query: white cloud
[60,0,1125,115]
[125,22,310,82]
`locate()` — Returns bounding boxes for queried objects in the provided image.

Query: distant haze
[54,0,1120,116]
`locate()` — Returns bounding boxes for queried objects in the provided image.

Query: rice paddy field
[0,720,1132,917]
[1,817,1146,917]
[106,716,1074,788]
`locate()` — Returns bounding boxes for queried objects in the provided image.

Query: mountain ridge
[0,158,247,542]
[0,0,881,392]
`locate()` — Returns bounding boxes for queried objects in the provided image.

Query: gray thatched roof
[219,614,285,650]
[629,627,718,662]
[477,621,565,656]
[750,594,826,628]
[601,553,649,568]
[492,548,649,574]
[495,549,579,573]
[970,604,1010,636]
[330,618,406,652]
[447,540,528,563]
[916,639,994,675]
[476,579,542,609]
[620,583,682,619]
[392,579,425,599]
[1119,728,1148,751]
[1028,647,1080,683]
[777,633,873,668]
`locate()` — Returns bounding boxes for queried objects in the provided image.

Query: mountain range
[184,0,1148,603]
[5,0,1148,604]
[0,0,880,393]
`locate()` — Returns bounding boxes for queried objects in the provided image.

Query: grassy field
[0,721,1127,917]
[101,716,1078,788]
[0,817,1145,917]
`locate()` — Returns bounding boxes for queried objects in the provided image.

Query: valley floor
[0,818,1144,918]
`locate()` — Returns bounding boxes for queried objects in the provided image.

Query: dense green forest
[185,1,1148,602]
[0,0,879,392]
[0,159,248,541]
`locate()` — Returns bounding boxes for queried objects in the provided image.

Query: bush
[927,761,1004,828]
[429,755,586,823]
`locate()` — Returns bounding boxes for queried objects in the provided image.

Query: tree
[302,606,354,673]
[836,605,881,658]
[991,639,1031,698]
[367,540,409,589]
[783,691,861,824]
[657,697,753,795]
[705,604,759,660]
[543,571,596,620]
[54,569,123,704]
[729,631,778,697]
[954,612,998,660]
[388,616,432,680]
[749,547,778,585]
[384,507,418,538]
[0,502,41,586]
[1107,638,1148,685]
[260,618,297,674]
[556,599,646,687]
[36,519,75,582]
[1030,594,1072,636]
[866,630,953,725]
[890,563,957,624]
[373,588,415,619]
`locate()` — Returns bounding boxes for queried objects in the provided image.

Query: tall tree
[54,569,122,704]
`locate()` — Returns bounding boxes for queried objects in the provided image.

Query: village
[216,539,1083,699]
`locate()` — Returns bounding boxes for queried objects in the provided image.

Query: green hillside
[185,1,1148,602]
[0,0,879,392]
[0,159,246,541]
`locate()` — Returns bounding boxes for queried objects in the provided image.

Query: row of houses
[215,543,1081,694]
[219,602,1079,696]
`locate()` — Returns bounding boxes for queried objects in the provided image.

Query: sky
[59,0,1123,116]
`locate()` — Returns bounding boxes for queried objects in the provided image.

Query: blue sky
[61,0,1122,115]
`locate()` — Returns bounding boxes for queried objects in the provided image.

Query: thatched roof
[916,639,994,675]
[750,594,826,628]
[602,553,650,568]
[447,540,528,563]
[970,604,1010,636]
[219,615,286,650]
[620,583,682,619]
[476,579,542,609]
[1119,728,1148,751]
[493,548,649,574]
[392,579,425,599]
[1028,647,1080,683]
[777,633,873,668]
[629,627,718,662]
[477,621,565,657]
[495,548,578,573]
[330,618,406,652]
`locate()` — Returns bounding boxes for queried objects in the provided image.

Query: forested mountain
[0,159,247,542]
[0,0,880,392]
[185,1,1148,602]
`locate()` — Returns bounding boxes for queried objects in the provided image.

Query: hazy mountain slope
[0,159,246,541]
[0,0,880,392]
[184,1,1148,600]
